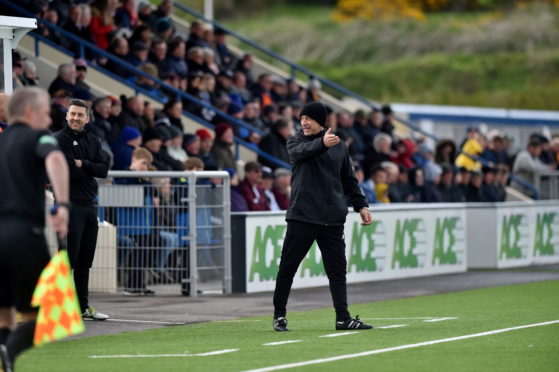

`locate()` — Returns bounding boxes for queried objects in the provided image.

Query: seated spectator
[154,18,174,43]
[456,167,471,201]
[258,119,291,170]
[481,167,499,202]
[149,39,170,82]
[358,164,376,204]
[186,47,207,74]
[117,95,145,134]
[271,77,288,103]
[142,127,171,170]
[552,136,559,167]
[204,48,220,76]
[286,78,303,105]
[213,27,233,70]
[111,125,142,170]
[438,166,464,203]
[138,1,158,27]
[465,171,486,202]
[113,147,156,295]
[240,161,270,211]
[416,144,442,184]
[354,109,376,148]
[337,111,364,159]
[243,101,267,133]
[165,126,188,163]
[90,97,115,164]
[362,133,392,179]
[211,123,236,170]
[391,138,416,170]
[41,8,69,50]
[380,104,395,139]
[50,89,72,133]
[48,63,77,96]
[22,61,39,86]
[153,0,173,22]
[130,20,153,49]
[186,20,208,51]
[155,126,183,171]
[90,0,118,50]
[105,37,131,79]
[155,99,184,132]
[64,4,95,57]
[135,64,165,100]
[435,139,457,168]
[127,41,150,68]
[538,135,557,168]
[495,164,509,202]
[226,168,248,212]
[261,167,281,211]
[260,104,279,130]
[235,53,255,86]
[108,95,122,126]
[511,137,552,197]
[272,167,291,210]
[166,38,188,90]
[480,131,506,166]
[141,101,156,132]
[251,73,274,108]
[215,70,235,103]
[455,131,483,171]
[369,165,389,203]
[73,59,91,92]
[381,161,403,203]
[230,71,253,105]
[306,77,321,102]
[114,0,138,31]
[182,133,201,158]
[409,167,441,203]
[196,128,218,169]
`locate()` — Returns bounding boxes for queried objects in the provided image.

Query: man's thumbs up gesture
[323,128,340,148]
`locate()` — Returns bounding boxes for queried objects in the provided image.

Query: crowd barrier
[232,201,559,293]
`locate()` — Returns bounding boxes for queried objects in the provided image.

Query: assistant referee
[0,87,70,372]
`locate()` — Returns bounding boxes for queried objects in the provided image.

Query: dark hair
[272,119,289,131]
[369,164,387,177]
[68,99,90,116]
[164,98,181,112]
[245,161,262,173]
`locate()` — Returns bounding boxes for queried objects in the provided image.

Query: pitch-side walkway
[80,265,559,338]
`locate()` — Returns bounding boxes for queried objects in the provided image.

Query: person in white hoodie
[511,137,553,197]
[165,126,188,163]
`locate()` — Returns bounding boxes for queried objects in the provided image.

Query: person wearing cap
[156,126,183,171]
[54,98,110,321]
[166,126,188,163]
[272,101,373,332]
[196,128,218,169]
[73,59,92,93]
[211,123,236,171]
[182,133,201,158]
[380,104,395,139]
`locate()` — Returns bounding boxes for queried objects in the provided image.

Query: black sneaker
[0,344,13,372]
[336,315,373,330]
[273,317,289,331]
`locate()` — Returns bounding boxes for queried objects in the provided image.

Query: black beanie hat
[300,101,327,127]
[143,127,162,143]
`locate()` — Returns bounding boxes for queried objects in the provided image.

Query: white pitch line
[423,317,458,323]
[242,320,559,372]
[319,332,358,338]
[263,340,302,346]
[377,325,407,329]
[211,320,263,323]
[90,349,238,359]
[362,317,438,320]
[106,318,184,325]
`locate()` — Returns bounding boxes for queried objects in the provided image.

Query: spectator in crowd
[69,61,89,95]
[480,131,507,166]
[438,166,464,203]
[166,38,188,90]
[49,89,72,133]
[108,95,122,125]
[260,104,279,130]
[135,64,165,100]
[215,70,235,103]
[370,165,389,203]
[156,126,183,171]
[381,161,403,203]
[41,8,69,49]
[240,161,270,211]
[214,27,233,70]
[148,39,170,82]
[105,36,130,78]
[182,133,201,158]
[186,21,208,51]
[231,71,253,105]
[455,131,483,171]
[336,112,364,160]
[114,0,138,31]
[271,77,288,103]
[495,164,509,202]
[416,144,442,184]
[252,73,274,108]
[537,135,557,168]
[358,164,377,204]
[211,123,236,170]
[409,167,441,203]
[196,128,218,169]
[362,133,392,179]
[465,171,485,202]
[79,4,95,58]
[272,167,291,210]
[154,17,174,43]
[90,0,118,50]
[286,78,302,104]
[156,99,184,132]
[63,4,94,57]
[165,126,187,163]
[22,61,39,86]
[481,167,499,202]
[127,41,149,68]
[551,136,559,166]
[130,23,153,50]
[113,147,156,296]
[186,47,206,74]
[306,76,321,102]
[456,167,471,201]
[226,168,248,212]
[243,101,266,133]
[261,167,281,211]
[188,73,216,122]
[435,139,457,168]
[90,97,115,163]
[258,119,291,170]
[511,137,552,197]
[141,101,155,132]
[118,95,144,133]
[111,125,142,170]
[394,164,413,202]
[390,138,416,170]
[153,0,173,21]
[48,63,77,96]
[380,104,395,139]
[367,108,383,139]
[204,48,220,76]
[353,109,376,149]
[235,53,255,85]
[141,127,171,170]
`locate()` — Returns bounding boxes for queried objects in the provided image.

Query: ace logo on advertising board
[534,212,558,257]
[392,219,427,269]
[500,214,529,260]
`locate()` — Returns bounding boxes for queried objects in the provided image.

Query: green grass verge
[16,280,559,371]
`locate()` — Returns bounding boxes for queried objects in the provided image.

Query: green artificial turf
[16,280,559,371]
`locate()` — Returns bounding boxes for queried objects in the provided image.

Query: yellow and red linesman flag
[31,250,85,346]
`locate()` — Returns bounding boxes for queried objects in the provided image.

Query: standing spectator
[49,89,72,133]
[240,161,270,211]
[196,128,218,169]
[90,0,118,50]
[54,99,110,320]
[73,59,91,92]
[48,64,77,96]
[272,168,291,210]
[258,119,291,170]
[211,123,236,170]
[511,137,552,197]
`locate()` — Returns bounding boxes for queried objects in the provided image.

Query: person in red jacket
[239,161,270,211]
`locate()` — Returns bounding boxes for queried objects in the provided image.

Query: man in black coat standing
[272,102,374,332]
[55,99,110,321]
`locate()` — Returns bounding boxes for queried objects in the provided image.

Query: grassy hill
[214,3,559,110]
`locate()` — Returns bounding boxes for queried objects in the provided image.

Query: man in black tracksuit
[55,99,110,320]
[272,102,374,332]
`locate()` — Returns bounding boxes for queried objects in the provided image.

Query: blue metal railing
[172,1,437,141]
[1,0,290,169]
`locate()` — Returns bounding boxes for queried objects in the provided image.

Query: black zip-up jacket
[55,125,110,205]
[286,129,368,226]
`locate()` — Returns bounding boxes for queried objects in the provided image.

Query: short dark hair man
[55,99,110,321]
[272,101,373,332]
[0,87,70,371]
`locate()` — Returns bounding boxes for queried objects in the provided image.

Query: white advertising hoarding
[245,206,468,293]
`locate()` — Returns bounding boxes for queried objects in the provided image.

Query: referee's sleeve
[35,130,60,159]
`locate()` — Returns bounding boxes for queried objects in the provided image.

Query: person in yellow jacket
[455,134,484,171]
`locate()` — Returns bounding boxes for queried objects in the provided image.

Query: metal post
[204,0,214,22]
[188,172,198,297]
[3,40,12,94]
[222,174,232,294]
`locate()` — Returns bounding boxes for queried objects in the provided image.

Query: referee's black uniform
[55,123,109,313]
[273,102,370,329]
[0,123,59,313]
